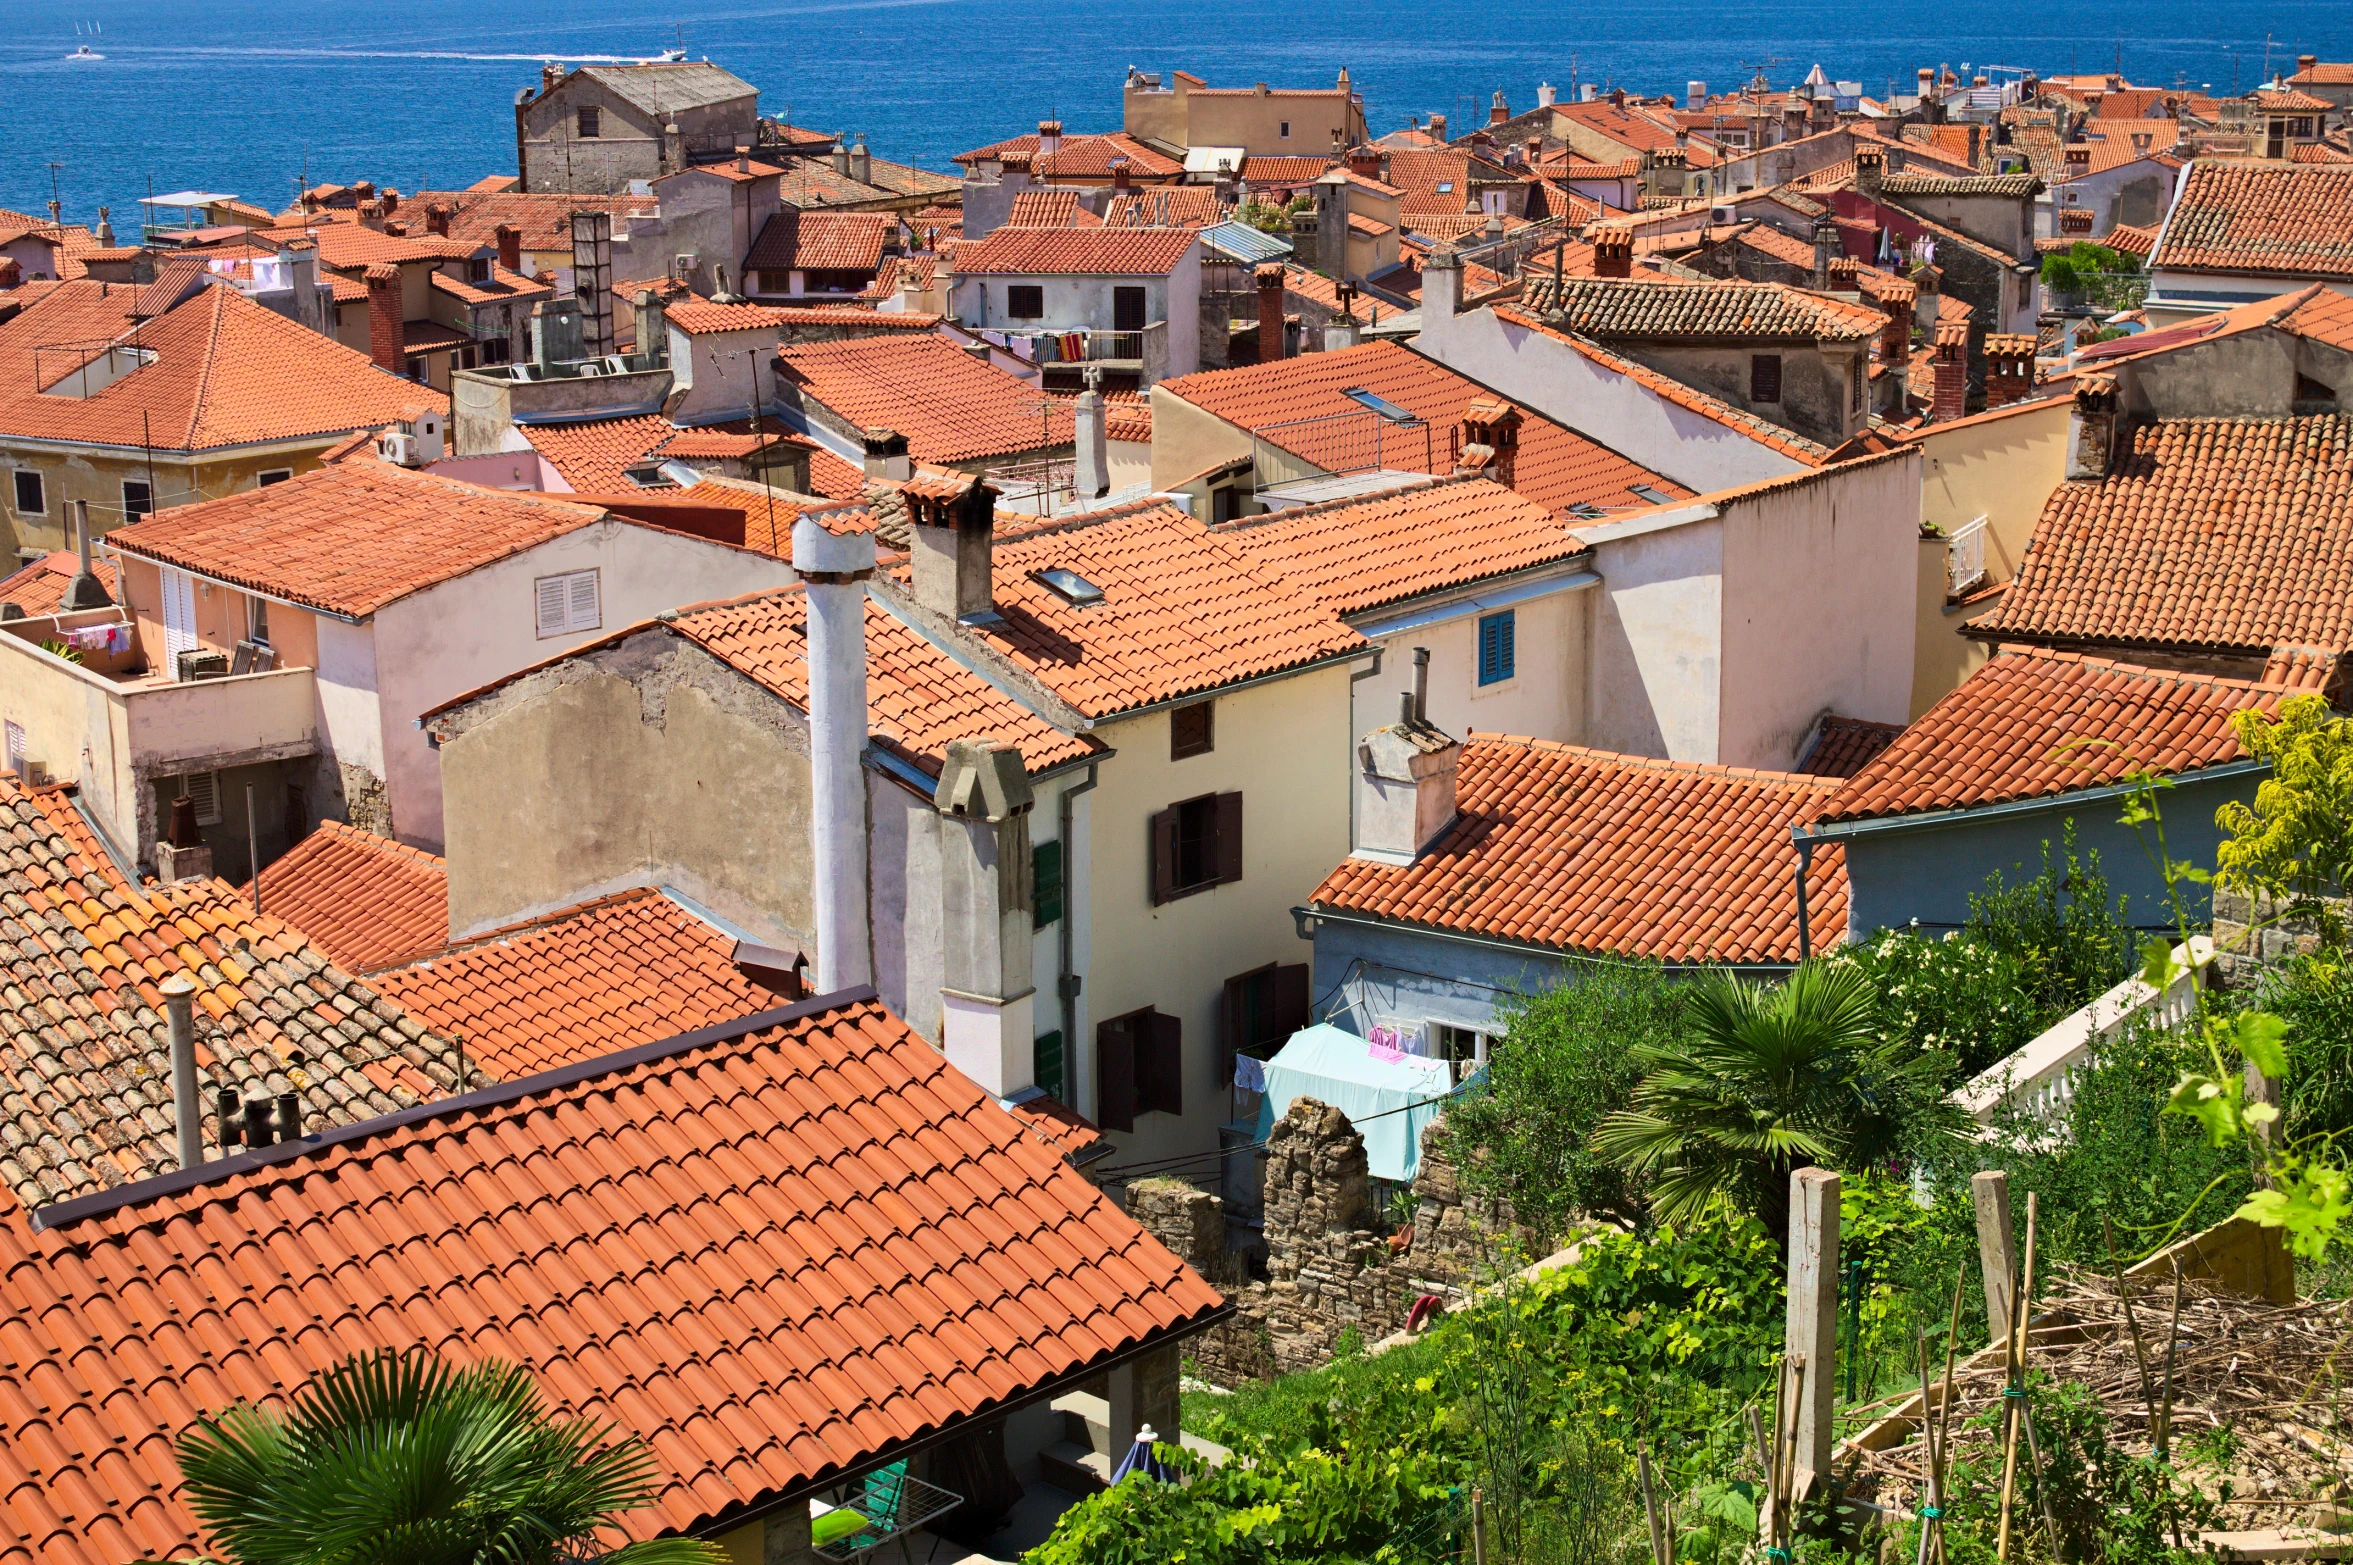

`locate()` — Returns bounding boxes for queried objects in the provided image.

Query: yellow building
[1124,68,1367,159]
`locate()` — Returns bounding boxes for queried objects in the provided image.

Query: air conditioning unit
[378,430,420,466]
[671,253,699,280]
[1711,204,1739,225]
[177,649,229,682]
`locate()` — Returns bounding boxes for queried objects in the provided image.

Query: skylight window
[1436,181,1455,193]
[1630,483,1677,504]
[1034,567,1104,605]
[1341,388,1417,423]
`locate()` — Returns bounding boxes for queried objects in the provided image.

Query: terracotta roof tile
[857,254,937,301]
[1810,648,2287,826]
[1157,340,1693,513]
[103,459,608,618]
[1794,715,1905,778]
[0,993,1223,1565]
[427,263,551,307]
[1005,190,1100,228]
[664,298,790,334]
[1877,172,2040,197]
[1516,275,1885,341]
[520,414,680,492]
[0,552,120,618]
[1311,737,1847,963]
[743,211,898,274]
[1239,156,1337,184]
[246,822,448,974]
[1979,414,2353,655]
[1099,187,1224,229]
[775,335,1073,465]
[950,228,1199,277]
[397,189,658,250]
[2256,88,2336,111]
[955,132,1182,180]
[2291,62,2353,86]
[2150,164,2353,280]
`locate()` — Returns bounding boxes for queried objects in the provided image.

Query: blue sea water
[5,0,2351,226]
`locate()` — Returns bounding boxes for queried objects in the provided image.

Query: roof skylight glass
[1034,567,1104,604]
[1341,387,1417,423]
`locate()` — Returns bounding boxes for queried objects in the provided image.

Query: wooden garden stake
[1914,1327,1943,1565]
[1640,1440,1670,1565]
[1470,1485,1487,1565]
[2155,1262,2186,1551]
[1995,1193,2038,1563]
[2105,1215,2158,1425]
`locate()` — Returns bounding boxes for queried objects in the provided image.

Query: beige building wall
[1125,75,1364,157]
[0,441,342,558]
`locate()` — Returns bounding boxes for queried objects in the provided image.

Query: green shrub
[2269,952,2353,1144]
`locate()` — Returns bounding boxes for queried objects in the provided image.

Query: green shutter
[1033,839,1063,928]
[1034,1030,1065,1103]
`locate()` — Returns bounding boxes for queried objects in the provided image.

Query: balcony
[1945,515,1989,599]
[988,322,1170,389]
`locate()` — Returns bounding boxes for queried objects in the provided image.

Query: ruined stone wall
[2214,885,2352,986]
[1129,1098,1534,1384]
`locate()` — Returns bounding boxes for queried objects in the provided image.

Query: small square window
[1477,609,1515,686]
[534,568,601,637]
[468,256,493,285]
[1750,353,1783,404]
[1279,120,1291,139]
[1006,284,1044,320]
[256,469,293,487]
[577,106,601,138]
[11,470,43,516]
[1170,699,1214,759]
[121,479,152,520]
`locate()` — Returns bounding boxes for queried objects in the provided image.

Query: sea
[5,0,2352,229]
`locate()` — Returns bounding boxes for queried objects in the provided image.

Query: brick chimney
[364,263,403,373]
[2065,373,2120,478]
[1036,119,1063,157]
[1525,136,1545,167]
[1931,319,1969,421]
[1828,255,1859,289]
[0,258,18,290]
[906,474,999,622]
[425,203,451,238]
[1347,145,1382,180]
[1112,157,1132,195]
[1983,333,2037,406]
[2062,143,2090,180]
[1458,398,1521,488]
[1490,88,1509,126]
[1255,264,1285,363]
[1428,112,1448,141]
[495,224,521,275]
[1811,212,1838,289]
[1854,145,1884,196]
[1593,226,1634,278]
[1877,277,1916,365]
[2299,54,2319,75]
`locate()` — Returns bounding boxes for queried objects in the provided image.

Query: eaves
[1794,757,2269,843]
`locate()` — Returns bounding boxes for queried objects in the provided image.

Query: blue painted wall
[1305,916,1578,1042]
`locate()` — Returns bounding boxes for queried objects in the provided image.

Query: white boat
[65,43,102,60]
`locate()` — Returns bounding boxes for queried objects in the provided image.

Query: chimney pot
[162,974,202,1170]
[276,1091,302,1141]
[243,1094,276,1149]
[494,224,522,275]
[907,477,1000,621]
[861,426,912,481]
[1411,645,1430,724]
[215,1085,240,1150]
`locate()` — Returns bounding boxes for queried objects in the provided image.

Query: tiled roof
[1103,397,1151,442]
[1553,100,1691,156]
[909,499,1367,718]
[2256,88,2336,111]
[807,444,868,497]
[2295,142,2353,165]
[574,59,754,114]
[2291,62,2353,86]
[2093,87,2175,119]
[950,227,1199,276]
[1979,414,2353,655]
[399,189,658,250]
[2150,164,2353,280]
[521,413,679,491]
[427,263,551,307]
[373,889,783,1079]
[2104,221,2160,258]
[1516,275,1884,341]
[247,220,453,270]
[1239,156,1337,184]
[743,211,897,274]
[955,132,1182,180]
[664,298,790,334]
[0,777,457,1211]
[1878,173,2040,196]
[103,458,610,618]
[858,253,937,300]
[0,282,444,453]
[775,334,1074,464]
[1809,648,2286,827]
[1100,187,1224,228]
[1215,477,1592,617]
[0,992,1225,1562]
[0,551,119,618]
[1157,340,1694,513]
[1006,190,1100,227]
[1795,715,1905,778]
[247,821,448,974]
[667,584,1100,774]
[1311,736,1847,963]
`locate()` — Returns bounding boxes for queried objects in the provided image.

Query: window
[121,479,152,520]
[256,469,293,486]
[4,721,25,774]
[176,770,222,826]
[1222,962,1308,1089]
[10,470,43,516]
[1433,1023,1487,1082]
[1279,120,1291,139]
[1170,699,1214,759]
[1149,791,1241,903]
[1096,1006,1181,1132]
[406,356,429,383]
[160,566,198,673]
[1476,610,1516,686]
[246,594,270,647]
[1033,838,1064,928]
[467,256,493,285]
[1750,354,1783,404]
[1342,386,1417,422]
[1006,284,1044,320]
[1033,566,1103,604]
[534,568,601,638]
[480,337,513,365]
[1034,1029,1066,1103]
[1112,285,1148,334]
[577,106,601,138]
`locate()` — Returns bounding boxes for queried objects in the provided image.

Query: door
[160,567,198,678]
[1112,285,1148,334]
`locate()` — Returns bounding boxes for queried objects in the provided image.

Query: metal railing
[1945,515,1988,597]
[1251,407,1437,493]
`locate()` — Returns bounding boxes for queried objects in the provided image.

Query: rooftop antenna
[46,162,62,230]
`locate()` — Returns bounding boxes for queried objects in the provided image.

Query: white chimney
[792,512,876,992]
[933,738,1036,1097]
[861,427,913,482]
[1537,82,1557,107]
[1352,650,1460,864]
[1688,79,1708,107]
[907,477,998,623]
[162,972,203,1170]
[1073,377,1109,499]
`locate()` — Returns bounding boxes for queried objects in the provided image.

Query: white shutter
[534,574,568,638]
[182,771,220,825]
[566,568,600,632]
[161,567,198,675]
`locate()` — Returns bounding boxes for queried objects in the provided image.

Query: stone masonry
[1130,1096,1534,1383]
[2213,885,2351,986]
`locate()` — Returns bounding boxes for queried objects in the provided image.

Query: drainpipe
[1057,762,1098,1114]
[793,513,876,991]
[1344,647,1386,852]
[1793,831,1817,961]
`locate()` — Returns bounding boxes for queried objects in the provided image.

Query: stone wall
[2214,885,2351,986]
[1130,1097,1534,1383]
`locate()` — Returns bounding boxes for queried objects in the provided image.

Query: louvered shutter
[1212,791,1243,886]
[1149,805,1178,905]
[535,575,568,638]
[566,568,600,632]
[1138,1008,1183,1118]
[1096,1015,1135,1133]
[1272,962,1310,1040]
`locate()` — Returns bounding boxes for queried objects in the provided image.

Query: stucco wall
[1579,508,1725,761]
[951,247,1203,380]
[2,441,345,558]
[1147,385,1256,491]
[0,629,136,845]
[1354,576,1594,747]
[1310,916,1573,1042]
[1618,339,1863,449]
[2119,327,2353,420]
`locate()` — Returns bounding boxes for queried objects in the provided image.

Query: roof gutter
[1351,562,1599,640]
[1793,758,2270,844]
[1086,643,1374,731]
[1291,903,1805,974]
[98,543,369,625]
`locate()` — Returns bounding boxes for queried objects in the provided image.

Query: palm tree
[172,1347,722,1565]
[1592,961,1960,1238]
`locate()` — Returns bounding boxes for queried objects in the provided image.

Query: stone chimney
[63,499,111,611]
[831,139,852,177]
[2065,373,2120,479]
[1593,226,1634,278]
[1428,112,1447,141]
[424,203,451,238]
[2062,143,2091,181]
[1811,212,1837,289]
[1074,374,1109,499]
[791,511,876,993]
[1931,319,1969,421]
[1855,145,1884,197]
[1037,119,1063,157]
[861,427,912,482]
[495,224,522,275]
[1458,399,1521,488]
[1347,144,1383,181]
[94,207,114,247]
[634,287,669,367]
[155,793,212,882]
[933,737,1036,1098]
[1352,662,1460,865]
[1255,264,1286,363]
[1983,333,2037,406]
[364,263,403,373]
[1490,88,1509,125]
[1877,277,1916,365]
[907,474,999,622]
[851,134,872,185]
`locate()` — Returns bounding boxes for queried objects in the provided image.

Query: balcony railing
[997,327,1147,365]
[1945,515,1988,598]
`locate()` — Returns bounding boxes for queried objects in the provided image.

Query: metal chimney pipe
[63,499,112,612]
[791,512,877,992]
[1412,646,1431,724]
[276,1092,301,1142]
[242,1094,276,1149]
[162,973,203,1170]
[1399,690,1415,726]
[215,1084,240,1149]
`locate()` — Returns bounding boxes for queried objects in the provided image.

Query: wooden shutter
[1212,791,1244,886]
[161,567,198,672]
[1750,353,1783,404]
[1032,839,1063,928]
[1137,1008,1183,1118]
[534,574,568,638]
[1272,963,1311,1041]
[1221,967,1259,1093]
[1096,1015,1136,1133]
[1033,1030,1065,1103]
[566,569,601,632]
[1149,805,1178,905]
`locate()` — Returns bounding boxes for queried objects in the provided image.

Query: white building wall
[313,616,385,779]
[1352,577,1594,747]
[1577,507,1727,762]
[666,324,782,425]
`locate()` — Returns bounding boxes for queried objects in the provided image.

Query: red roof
[1311,736,1848,963]
[743,210,898,274]
[1159,340,1694,514]
[775,334,1074,464]
[954,131,1182,180]
[1977,414,2353,656]
[1809,648,2286,827]
[0,551,120,618]
[1006,190,1101,228]
[1794,715,1905,779]
[0,993,1226,1565]
[372,888,786,1079]
[950,227,1199,277]
[521,414,680,491]
[2150,164,2353,280]
[1100,187,1224,229]
[248,821,448,973]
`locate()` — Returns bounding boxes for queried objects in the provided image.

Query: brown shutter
[1097,1015,1136,1133]
[1220,972,1250,1093]
[1139,1007,1183,1118]
[1272,962,1311,1042]
[1149,805,1178,905]
[1212,791,1244,885]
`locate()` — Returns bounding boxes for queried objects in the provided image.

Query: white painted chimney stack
[1351,648,1460,864]
[793,512,876,992]
[933,738,1036,1097]
[162,973,203,1170]
[1073,373,1109,499]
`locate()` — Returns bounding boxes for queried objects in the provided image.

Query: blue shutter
[1477,610,1516,686]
